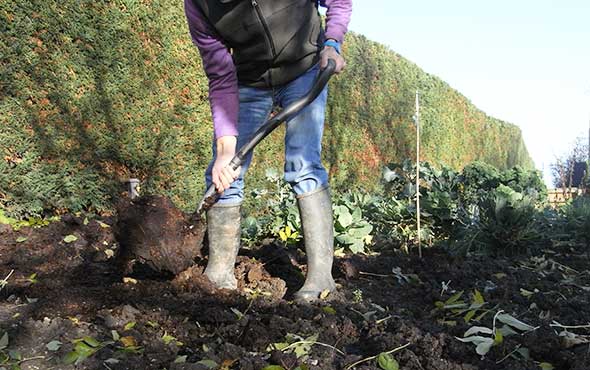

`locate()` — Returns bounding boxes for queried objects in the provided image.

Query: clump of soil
[116,195,205,275]
[171,257,287,300]
[1,212,589,370]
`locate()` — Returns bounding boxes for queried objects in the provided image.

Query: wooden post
[414,91,422,258]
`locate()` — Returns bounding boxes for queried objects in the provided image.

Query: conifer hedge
[0,1,533,217]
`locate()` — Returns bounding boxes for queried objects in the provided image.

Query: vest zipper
[251,0,277,58]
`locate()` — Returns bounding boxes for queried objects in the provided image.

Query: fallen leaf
[0,332,8,349]
[322,306,336,315]
[559,331,590,348]
[123,277,138,284]
[119,336,137,348]
[124,321,136,331]
[63,234,78,243]
[473,289,485,304]
[146,321,159,328]
[220,358,237,370]
[377,352,399,370]
[463,326,494,337]
[496,313,536,331]
[46,340,62,351]
[68,316,80,325]
[196,359,218,369]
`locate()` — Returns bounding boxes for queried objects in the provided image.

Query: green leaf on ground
[174,355,187,363]
[496,313,535,331]
[464,310,476,323]
[161,332,182,346]
[322,306,337,315]
[8,350,22,361]
[82,336,101,348]
[63,351,79,365]
[124,321,136,331]
[196,359,218,369]
[46,340,62,351]
[16,236,27,243]
[0,332,8,350]
[377,352,399,370]
[473,289,485,305]
[146,321,159,328]
[63,234,78,243]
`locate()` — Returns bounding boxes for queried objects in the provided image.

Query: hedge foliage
[325,33,534,189]
[1,1,533,217]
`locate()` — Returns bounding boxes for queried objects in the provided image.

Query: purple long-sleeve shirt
[184,0,352,138]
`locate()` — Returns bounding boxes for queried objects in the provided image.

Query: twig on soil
[281,340,345,357]
[0,269,14,291]
[358,271,391,278]
[242,295,257,317]
[375,315,392,325]
[552,261,579,274]
[17,355,46,364]
[344,342,411,370]
[556,291,569,302]
[550,321,590,330]
[495,344,522,364]
[440,280,452,297]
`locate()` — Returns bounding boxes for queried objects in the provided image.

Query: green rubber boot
[293,187,337,302]
[204,203,241,290]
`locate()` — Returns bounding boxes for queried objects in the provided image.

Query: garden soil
[1,213,589,370]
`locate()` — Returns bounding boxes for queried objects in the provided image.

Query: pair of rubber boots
[204,187,336,302]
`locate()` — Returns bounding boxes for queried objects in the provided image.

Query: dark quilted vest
[191,0,324,87]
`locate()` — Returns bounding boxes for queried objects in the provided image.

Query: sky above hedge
[348,0,590,186]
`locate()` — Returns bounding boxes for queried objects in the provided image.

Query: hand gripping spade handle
[195,59,337,215]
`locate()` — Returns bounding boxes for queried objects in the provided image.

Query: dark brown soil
[1,215,589,370]
[116,195,205,275]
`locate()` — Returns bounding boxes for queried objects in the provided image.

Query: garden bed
[0,215,589,370]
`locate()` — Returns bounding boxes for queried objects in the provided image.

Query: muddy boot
[294,187,337,302]
[204,204,241,290]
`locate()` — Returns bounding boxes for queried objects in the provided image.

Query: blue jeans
[205,64,329,204]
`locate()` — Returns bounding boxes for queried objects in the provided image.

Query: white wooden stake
[414,91,422,258]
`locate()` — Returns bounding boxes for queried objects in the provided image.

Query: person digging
[184,0,352,301]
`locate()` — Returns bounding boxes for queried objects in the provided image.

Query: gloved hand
[212,136,241,193]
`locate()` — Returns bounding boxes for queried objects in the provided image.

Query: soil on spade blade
[0,215,589,370]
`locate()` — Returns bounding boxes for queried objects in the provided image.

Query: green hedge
[0,1,533,217]
[1,0,212,217]
[325,33,534,190]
